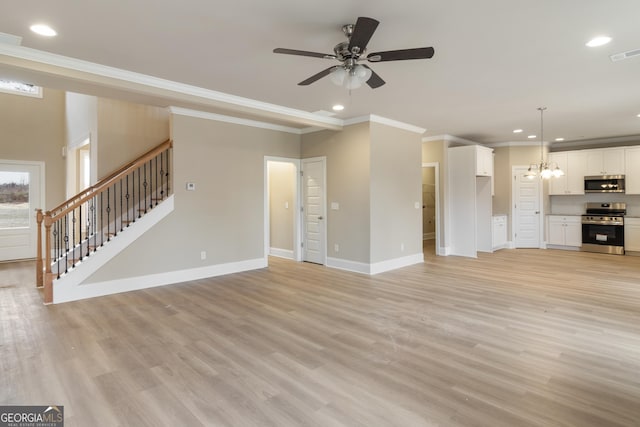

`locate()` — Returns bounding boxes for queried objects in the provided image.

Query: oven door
[582,223,624,247]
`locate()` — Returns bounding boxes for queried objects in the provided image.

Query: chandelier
[525,107,564,179]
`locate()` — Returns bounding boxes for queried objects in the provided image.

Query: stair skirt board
[51,195,175,303]
[53,257,267,304]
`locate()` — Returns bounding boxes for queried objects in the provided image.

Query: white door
[302,158,326,264]
[0,161,43,261]
[513,166,542,248]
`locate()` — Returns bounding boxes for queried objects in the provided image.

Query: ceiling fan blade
[362,65,385,88]
[298,66,337,86]
[367,47,435,62]
[274,48,336,59]
[348,17,380,53]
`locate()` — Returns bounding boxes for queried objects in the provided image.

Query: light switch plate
[331,202,340,210]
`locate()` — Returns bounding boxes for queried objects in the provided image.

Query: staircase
[35,139,173,304]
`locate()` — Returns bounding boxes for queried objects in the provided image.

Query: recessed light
[332,104,344,111]
[586,36,611,47]
[30,24,57,37]
[527,135,536,139]
[555,137,565,142]
[513,129,523,133]
[637,113,640,118]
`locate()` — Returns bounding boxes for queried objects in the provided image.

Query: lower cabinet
[492,215,507,250]
[625,217,640,254]
[547,215,582,248]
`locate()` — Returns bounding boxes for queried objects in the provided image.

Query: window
[0,80,43,98]
[0,171,30,228]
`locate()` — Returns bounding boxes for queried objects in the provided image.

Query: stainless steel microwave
[584,175,625,193]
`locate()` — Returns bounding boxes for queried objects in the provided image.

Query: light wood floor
[2,248,640,426]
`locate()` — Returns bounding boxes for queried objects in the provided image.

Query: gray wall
[86,114,301,282]
[370,122,422,263]
[0,88,66,208]
[301,123,371,263]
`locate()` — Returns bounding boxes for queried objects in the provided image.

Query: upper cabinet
[625,147,640,194]
[475,145,493,177]
[548,151,586,195]
[584,148,625,176]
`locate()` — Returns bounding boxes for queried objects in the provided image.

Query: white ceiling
[1,0,640,144]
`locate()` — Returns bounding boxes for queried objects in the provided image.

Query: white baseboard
[370,253,424,275]
[269,247,294,260]
[438,246,451,256]
[54,257,267,304]
[326,257,370,274]
[326,253,424,275]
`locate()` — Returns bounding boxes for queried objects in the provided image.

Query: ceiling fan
[273,17,435,89]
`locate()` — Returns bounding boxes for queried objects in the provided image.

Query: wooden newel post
[35,209,43,287]
[43,212,54,304]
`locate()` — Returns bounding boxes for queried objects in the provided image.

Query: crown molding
[169,107,305,134]
[0,44,343,130]
[487,140,548,148]
[422,134,480,145]
[551,134,640,149]
[343,114,426,134]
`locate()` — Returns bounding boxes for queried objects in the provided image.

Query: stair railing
[36,139,173,303]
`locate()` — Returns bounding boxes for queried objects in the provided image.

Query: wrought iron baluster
[159,151,165,200]
[64,215,69,274]
[126,175,130,226]
[143,162,148,214]
[100,192,104,247]
[154,155,158,206]
[166,148,170,194]
[71,209,76,267]
[106,186,111,241]
[120,180,123,231]
[78,204,83,262]
[138,166,142,218]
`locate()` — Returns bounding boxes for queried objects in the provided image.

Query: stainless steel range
[581,202,626,255]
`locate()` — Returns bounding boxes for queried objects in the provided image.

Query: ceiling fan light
[329,67,347,86]
[354,64,372,81]
[345,74,364,90]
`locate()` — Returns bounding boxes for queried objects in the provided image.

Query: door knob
[318,216,323,220]
[535,211,540,214]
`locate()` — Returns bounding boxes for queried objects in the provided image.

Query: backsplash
[550,193,640,216]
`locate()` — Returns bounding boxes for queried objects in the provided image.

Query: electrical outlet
[186,182,196,191]
[334,244,339,252]
[200,251,206,260]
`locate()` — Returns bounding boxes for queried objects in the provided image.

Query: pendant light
[525,107,565,180]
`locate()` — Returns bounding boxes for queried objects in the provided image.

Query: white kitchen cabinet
[547,215,582,248]
[624,217,640,254]
[548,151,586,195]
[624,147,640,194]
[585,148,625,176]
[475,145,494,177]
[492,215,507,250]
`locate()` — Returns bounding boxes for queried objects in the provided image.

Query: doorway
[264,157,301,262]
[422,162,440,257]
[0,160,44,261]
[512,165,543,248]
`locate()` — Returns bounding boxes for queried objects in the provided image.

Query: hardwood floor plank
[2,248,640,426]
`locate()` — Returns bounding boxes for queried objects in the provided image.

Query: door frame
[264,157,302,263]
[511,165,544,248]
[302,156,327,265]
[421,162,440,255]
